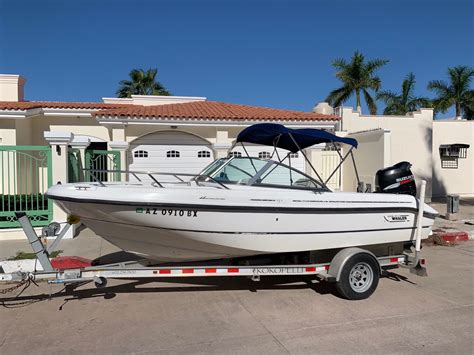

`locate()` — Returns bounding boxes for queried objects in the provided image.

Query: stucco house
[0,74,472,239]
[0,74,343,237]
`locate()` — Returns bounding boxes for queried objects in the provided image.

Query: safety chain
[0,275,33,294]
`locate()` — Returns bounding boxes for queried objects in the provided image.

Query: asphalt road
[0,241,473,354]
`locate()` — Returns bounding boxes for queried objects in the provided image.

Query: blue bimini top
[236,123,358,153]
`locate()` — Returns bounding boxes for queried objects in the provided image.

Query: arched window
[258,151,271,159]
[197,150,211,158]
[228,151,242,158]
[166,150,180,158]
[133,150,148,158]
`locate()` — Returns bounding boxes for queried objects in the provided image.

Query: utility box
[446,194,460,220]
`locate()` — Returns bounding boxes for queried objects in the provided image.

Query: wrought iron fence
[84,149,121,183]
[0,146,52,228]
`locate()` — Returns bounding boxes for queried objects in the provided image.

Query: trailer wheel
[94,276,107,289]
[336,253,379,300]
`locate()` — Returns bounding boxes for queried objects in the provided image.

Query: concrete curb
[0,256,91,274]
[434,229,470,244]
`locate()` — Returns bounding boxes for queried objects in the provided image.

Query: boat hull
[54,198,436,262]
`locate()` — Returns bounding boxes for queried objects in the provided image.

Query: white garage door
[230,144,306,173]
[129,131,214,181]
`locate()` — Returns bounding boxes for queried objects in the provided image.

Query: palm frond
[116,67,171,97]
[376,90,398,102]
[401,72,416,100]
[331,58,348,71]
[325,51,389,113]
[409,97,431,109]
[366,59,389,73]
[362,89,377,114]
[427,80,450,95]
[325,86,353,107]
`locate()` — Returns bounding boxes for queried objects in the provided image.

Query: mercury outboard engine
[375,161,417,196]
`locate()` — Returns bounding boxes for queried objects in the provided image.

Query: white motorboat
[46,124,438,262]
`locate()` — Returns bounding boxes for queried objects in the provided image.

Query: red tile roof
[94,101,339,121]
[0,101,128,110]
[0,100,339,121]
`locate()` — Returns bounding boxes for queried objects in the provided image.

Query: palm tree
[377,73,431,115]
[427,65,474,119]
[326,51,389,114]
[116,68,171,98]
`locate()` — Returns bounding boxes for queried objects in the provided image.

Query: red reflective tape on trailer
[159,269,171,274]
[306,267,316,272]
[182,269,194,274]
[205,268,217,273]
[390,257,398,263]
[227,268,239,273]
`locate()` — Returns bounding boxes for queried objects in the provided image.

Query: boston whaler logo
[384,214,409,223]
[136,207,198,217]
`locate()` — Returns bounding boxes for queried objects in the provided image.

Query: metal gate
[85,150,121,182]
[0,146,52,228]
[68,148,82,183]
[321,150,342,191]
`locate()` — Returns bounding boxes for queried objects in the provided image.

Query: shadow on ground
[0,271,414,310]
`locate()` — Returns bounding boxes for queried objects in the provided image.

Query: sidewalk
[430,197,474,235]
[0,228,120,262]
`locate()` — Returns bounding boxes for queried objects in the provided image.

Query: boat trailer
[0,183,429,301]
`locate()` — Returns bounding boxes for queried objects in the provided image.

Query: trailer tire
[336,253,379,300]
[94,276,107,289]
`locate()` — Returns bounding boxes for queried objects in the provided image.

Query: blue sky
[0,0,472,116]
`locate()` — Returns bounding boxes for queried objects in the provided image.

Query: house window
[166,150,180,158]
[133,150,148,158]
[258,151,271,159]
[228,151,242,158]
[439,144,470,169]
[198,150,211,158]
[289,153,298,158]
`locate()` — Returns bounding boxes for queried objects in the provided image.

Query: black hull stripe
[84,216,431,235]
[47,194,438,220]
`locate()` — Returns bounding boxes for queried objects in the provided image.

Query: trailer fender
[327,247,381,282]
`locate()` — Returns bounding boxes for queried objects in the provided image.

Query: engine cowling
[375,161,417,196]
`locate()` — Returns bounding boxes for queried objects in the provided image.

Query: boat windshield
[199,157,328,191]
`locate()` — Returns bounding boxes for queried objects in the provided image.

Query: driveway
[1,241,473,354]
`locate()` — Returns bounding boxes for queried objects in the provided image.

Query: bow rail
[81,168,230,190]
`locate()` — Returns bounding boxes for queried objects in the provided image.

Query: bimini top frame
[234,123,360,191]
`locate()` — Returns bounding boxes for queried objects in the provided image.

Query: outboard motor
[375,161,417,196]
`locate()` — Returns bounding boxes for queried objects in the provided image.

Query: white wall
[342,129,391,192]
[340,107,433,198]
[432,120,474,197]
[102,95,206,106]
[0,74,25,101]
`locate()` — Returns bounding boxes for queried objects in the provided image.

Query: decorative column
[213,143,232,159]
[213,130,233,158]
[111,125,126,142]
[43,131,74,237]
[69,136,90,181]
[109,141,129,181]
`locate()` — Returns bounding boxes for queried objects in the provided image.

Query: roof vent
[313,102,334,115]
